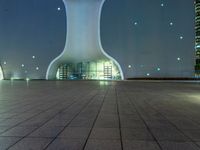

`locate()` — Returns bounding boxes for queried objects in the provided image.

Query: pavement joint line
[81,86,109,150]
[115,87,124,150]
[42,91,100,150]
[120,86,163,150]
[141,94,200,149]
[5,89,95,150]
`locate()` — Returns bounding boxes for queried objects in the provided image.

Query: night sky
[0,0,195,79]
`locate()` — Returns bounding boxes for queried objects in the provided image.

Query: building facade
[195,0,200,77]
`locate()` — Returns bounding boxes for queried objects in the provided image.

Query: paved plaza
[0,80,200,150]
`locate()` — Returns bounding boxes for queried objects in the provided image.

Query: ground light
[99,81,109,86]
[26,78,30,87]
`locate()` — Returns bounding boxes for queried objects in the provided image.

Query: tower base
[56,60,121,80]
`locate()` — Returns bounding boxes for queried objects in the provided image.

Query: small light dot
[161,3,164,7]
[21,64,25,67]
[180,36,183,40]
[57,7,61,11]
[3,61,6,65]
[32,56,35,59]
[36,67,39,70]
[134,22,138,26]
[147,73,150,76]
[177,57,181,61]
[128,65,132,68]
[157,68,161,71]
[170,22,173,26]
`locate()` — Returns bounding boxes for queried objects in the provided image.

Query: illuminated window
[56,60,121,80]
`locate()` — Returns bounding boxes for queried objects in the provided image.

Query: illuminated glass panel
[56,60,121,80]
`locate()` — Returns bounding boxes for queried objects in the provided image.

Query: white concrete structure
[46,0,124,80]
[0,65,4,80]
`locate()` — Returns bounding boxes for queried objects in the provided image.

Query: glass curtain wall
[56,60,121,80]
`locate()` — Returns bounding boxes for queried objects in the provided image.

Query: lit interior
[56,60,121,80]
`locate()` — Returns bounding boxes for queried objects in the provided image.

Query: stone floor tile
[171,120,200,130]
[1,126,36,137]
[120,119,146,128]
[145,120,174,129]
[46,138,85,150]
[151,128,189,142]
[84,139,122,150]
[0,126,12,134]
[0,137,21,150]
[182,130,200,141]
[69,116,96,127]
[0,118,24,126]
[8,138,52,150]
[159,141,200,150]
[89,128,120,140]
[94,115,119,128]
[123,140,160,150]
[120,114,141,121]
[28,126,64,138]
[59,127,90,139]
[121,128,154,140]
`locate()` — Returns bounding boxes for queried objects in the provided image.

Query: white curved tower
[46,0,124,80]
[0,65,4,80]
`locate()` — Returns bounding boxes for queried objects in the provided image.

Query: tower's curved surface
[0,65,4,80]
[46,0,124,80]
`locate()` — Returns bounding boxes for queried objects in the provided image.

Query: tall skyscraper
[195,0,200,77]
